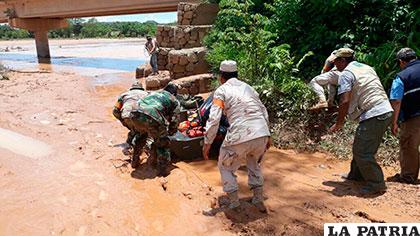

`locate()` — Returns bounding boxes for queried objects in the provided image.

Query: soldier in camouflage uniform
[113,82,149,167]
[130,83,180,174]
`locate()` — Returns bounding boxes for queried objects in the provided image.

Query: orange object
[191,121,198,127]
[213,98,224,109]
[114,101,122,110]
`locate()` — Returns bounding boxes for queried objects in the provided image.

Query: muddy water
[0,128,52,159]
[0,38,147,77]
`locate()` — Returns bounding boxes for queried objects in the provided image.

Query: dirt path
[0,70,419,235]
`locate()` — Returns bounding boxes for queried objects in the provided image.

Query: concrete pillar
[9,18,68,59]
[34,30,50,58]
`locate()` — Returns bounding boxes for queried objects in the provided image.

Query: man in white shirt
[203,60,271,212]
[309,50,341,109]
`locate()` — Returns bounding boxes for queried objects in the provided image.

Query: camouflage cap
[334,48,355,58]
[130,81,144,90]
[396,48,417,61]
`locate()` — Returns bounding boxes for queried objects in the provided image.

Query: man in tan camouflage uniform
[130,83,180,175]
[203,60,271,212]
[113,82,149,167]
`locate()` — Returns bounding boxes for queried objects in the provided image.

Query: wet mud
[1,39,419,236]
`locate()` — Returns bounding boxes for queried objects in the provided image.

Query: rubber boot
[227,191,240,210]
[252,187,267,213]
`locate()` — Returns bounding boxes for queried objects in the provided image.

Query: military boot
[227,191,240,210]
[252,187,267,213]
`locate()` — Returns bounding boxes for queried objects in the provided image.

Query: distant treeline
[0,18,171,39]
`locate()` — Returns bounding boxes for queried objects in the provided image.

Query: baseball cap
[334,48,355,58]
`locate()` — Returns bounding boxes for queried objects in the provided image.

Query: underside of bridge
[0,0,196,59]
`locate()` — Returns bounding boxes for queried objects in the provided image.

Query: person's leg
[218,144,246,209]
[347,157,364,181]
[309,77,327,103]
[399,116,420,183]
[131,133,148,168]
[145,120,170,175]
[245,137,268,212]
[151,53,158,74]
[154,137,171,176]
[352,113,391,192]
[246,137,267,191]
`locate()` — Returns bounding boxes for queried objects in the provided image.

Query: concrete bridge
[0,0,195,59]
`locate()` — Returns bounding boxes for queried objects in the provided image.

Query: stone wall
[141,2,218,94]
[167,47,209,79]
[156,25,211,49]
[174,74,214,95]
[177,2,219,26]
[145,72,214,96]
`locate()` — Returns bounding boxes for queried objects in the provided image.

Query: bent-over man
[329,48,393,195]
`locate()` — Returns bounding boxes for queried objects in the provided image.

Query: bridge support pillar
[34,30,50,58]
[9,18,68,59]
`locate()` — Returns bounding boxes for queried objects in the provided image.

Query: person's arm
[113,97,123,121]
[329,91,351,132]
[390,100,401,135]
[327,70,340,106]
[329,71,353,132]
[389,76,404,136]
[202,91,224,160]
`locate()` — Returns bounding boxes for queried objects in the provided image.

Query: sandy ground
[0,60,419,235]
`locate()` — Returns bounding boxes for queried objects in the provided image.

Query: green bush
[205,0,316,118]
[205,0,413,162]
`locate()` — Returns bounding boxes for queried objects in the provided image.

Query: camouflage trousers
[130,113,171,169]
[122,118,147,163]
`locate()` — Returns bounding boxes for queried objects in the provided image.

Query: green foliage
[0,18,160,39]
[205,0,316,117]
[0,25,30,39]
[268,0,418,86]
[205,0,416,163]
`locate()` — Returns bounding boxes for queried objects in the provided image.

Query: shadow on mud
[322,180,386,199]
[130,161,178,180]
[204,195,268,224]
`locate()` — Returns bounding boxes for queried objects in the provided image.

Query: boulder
[144,71,171,90]
[136,63,152,79]
[173,74,214,95]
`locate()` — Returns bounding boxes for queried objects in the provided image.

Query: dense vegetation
[205,0,418,162]
[0,18,159,39]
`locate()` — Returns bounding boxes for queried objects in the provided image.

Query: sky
[85,12,177,24]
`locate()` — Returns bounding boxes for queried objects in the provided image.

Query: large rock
[156,25,212,49]
[177,3,219,26]
[167,47,210,79]
[136,63,152,79]
[173,73,215,95]
[144,71,171,90]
